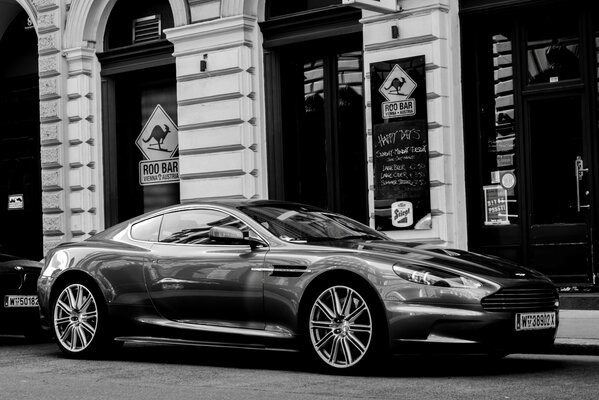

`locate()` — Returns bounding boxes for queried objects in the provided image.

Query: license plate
[3,295,39,308]
[515,311,556,331]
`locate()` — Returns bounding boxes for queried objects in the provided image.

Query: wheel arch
[298,269,390,344]
[50,270,108,310]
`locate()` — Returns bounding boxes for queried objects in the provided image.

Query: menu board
[370,55,431,230]
[374,120,429,200]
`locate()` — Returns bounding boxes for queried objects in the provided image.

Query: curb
[533,339,599,356]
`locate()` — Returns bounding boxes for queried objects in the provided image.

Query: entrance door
[526,95,592,281]
[0,9,42,260]
[461,5,598,284]
[0,78,42,260]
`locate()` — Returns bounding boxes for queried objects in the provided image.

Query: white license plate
[515,312,556,331]
[3,295,39,308]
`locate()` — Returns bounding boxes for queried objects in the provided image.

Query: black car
[1,252,46,339]
[38,200,558,371]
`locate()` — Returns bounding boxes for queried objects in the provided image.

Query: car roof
[89,199,324,240]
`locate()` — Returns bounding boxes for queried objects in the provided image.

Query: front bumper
[385,302,558,354]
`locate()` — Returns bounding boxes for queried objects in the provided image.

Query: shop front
[461,0,599,285]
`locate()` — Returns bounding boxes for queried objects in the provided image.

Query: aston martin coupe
[37,200,558,371]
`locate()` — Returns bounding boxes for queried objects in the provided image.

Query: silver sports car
[37,200,558,371]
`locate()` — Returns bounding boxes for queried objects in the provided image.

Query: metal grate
[133,15,161,44]
[481,286,558,312]
[0,272,22,290]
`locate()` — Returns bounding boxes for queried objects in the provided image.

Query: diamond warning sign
[136,104,178,161]
[379,64,417,102]
[136,104,179,186]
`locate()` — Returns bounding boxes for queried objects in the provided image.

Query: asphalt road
[1,336,598,400]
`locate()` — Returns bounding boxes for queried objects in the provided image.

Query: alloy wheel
[53,283,99,353]
[309,285,373,369]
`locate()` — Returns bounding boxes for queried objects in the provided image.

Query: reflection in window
[482,33,519,226]
[131,216,162,242]
[159,210,248,244]
[527,14,579,84]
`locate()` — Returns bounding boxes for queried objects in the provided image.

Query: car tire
[301,278,385,373]
[51,279,110,358]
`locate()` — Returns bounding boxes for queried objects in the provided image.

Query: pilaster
[165,15,267,201]
[361,0,467,247]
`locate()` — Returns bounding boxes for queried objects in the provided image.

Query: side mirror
[208,226,266,248]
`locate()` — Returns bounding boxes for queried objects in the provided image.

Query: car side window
[159,209,249,244]
[130,216,163,242]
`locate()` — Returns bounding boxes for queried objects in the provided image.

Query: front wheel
[52,281,108,357]
[304,282,382,371]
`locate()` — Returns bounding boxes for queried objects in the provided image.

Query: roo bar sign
[379,64,417,119]
[135,104,179,186]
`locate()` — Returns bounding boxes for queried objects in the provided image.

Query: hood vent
[133,15,162,44]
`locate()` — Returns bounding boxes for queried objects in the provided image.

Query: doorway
[0,10,42,260]
[461,4,598,284]
[262,6,368,223]
[98,0,178,227]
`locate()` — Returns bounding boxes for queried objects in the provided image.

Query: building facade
[0,0,596,287]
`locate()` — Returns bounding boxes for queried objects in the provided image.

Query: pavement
[551,309,599,355]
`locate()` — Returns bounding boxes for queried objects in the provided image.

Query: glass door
[462,4,597,284]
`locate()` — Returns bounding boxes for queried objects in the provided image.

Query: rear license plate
[515,311,556,331]
[3,295,39,308]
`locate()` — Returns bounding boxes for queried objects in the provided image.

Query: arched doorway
[0,5,42,260]
[98,0,179,226]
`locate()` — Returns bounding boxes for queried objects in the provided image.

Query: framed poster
[483,185,509,225]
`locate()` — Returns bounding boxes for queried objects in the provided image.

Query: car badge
[515,272,526,277]
[14,266,23,271]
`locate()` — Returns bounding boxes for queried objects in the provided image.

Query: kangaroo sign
[135,104,179,186]
[378,64,417,119]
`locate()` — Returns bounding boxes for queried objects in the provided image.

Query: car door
[144,208,267,329]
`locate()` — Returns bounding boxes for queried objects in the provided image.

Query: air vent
[481,286,558,312]
[132,15,162,44]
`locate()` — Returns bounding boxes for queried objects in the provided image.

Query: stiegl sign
[135,104,179,186]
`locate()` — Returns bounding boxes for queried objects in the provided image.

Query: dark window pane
[481,31,519,226]
[527,13,580,84]
[529,97,584,224]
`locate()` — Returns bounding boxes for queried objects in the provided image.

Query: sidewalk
[551,310,599,355]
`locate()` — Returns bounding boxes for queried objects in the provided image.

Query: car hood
[311,240,550,282]
[0,254,43,272]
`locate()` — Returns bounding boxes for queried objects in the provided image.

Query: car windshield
[240,204,388,243]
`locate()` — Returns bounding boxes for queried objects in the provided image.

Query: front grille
[482,286,557,312]
[0,272,22,290]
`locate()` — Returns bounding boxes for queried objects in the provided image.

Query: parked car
[1,252,47,339]
[37,200,558,371]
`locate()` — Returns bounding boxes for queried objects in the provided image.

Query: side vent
[132,15,162,44]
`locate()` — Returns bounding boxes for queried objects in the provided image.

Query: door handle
[575,156,590,212]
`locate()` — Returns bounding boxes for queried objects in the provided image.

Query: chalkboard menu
[374,120,429,200]
[370,55,431,230]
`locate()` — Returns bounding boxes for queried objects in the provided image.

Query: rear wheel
[52,280,109,357]
[303,280,384,372]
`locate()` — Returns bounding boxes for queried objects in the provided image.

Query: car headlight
[41,250,69,278]
[392,264,482,288]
